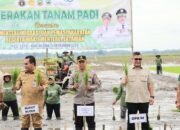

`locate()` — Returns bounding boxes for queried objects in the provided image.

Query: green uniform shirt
[178,75,180,85]
[116,85,126,107]
[155,58,162,66]
[45,83,62,104]
[3,82,17,101]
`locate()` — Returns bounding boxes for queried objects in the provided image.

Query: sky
[133,0,180,51]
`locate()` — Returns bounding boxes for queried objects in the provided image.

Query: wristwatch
[150,96,155,99]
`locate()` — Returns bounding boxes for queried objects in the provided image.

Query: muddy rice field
[0,60,180,130]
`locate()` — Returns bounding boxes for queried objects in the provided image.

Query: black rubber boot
[2,116,7,121]
[34,128,42,130]
[21,128,29,130]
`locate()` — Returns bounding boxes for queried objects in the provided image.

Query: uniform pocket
[140,76,147,82]
[128,75,135,82]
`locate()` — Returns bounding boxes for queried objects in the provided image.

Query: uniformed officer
[13,55,48,130]
[121,52,154,130]
[155,55,163,75]
[176,75,180,109]
[114,8,131,36]
[92,12,114,43]
[68,55,101,130]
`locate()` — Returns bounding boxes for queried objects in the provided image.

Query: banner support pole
[130,0,134,54]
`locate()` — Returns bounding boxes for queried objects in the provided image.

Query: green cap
[48,76,55,81]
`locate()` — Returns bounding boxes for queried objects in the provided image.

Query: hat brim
[3,74,11,77]
[63,51,69,54]
[48,77,55,80]
[102,16,111,19]
[78,59,86,62]
[117,14,126,17]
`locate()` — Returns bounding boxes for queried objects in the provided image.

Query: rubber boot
[21,128,29,130]
[34,128,42,130]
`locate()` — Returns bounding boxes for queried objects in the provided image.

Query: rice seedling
[11,68,21,86]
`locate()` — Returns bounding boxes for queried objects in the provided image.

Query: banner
[0,0,132,51]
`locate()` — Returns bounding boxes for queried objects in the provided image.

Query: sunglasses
[78,60,85,63]
[134,58,142,61]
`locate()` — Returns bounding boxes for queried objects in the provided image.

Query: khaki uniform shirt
[124,67,153,103]
[14,69,48,108]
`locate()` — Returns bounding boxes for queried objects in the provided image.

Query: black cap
[156,55,161,57]
[116,8,127,16]
[77,55,87,61]
[102,12,112,19]
[63,51,69,54]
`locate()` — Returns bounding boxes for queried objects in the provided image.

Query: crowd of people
[0,52,179,130]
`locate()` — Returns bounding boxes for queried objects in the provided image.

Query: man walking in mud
[13,55,48,130]
[122,52,154,130]
[68,55,101,130]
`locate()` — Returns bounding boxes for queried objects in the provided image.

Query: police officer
[92,12,114,43]
[122,52,154,130]
[114,8,131,36]
[13,55,48,130]
[68,55,101,130]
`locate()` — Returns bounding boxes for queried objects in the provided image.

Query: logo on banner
[17,0,78,7]
[18,0,26,6]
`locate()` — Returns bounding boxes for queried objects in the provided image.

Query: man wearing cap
[45,76,62,120]
[2,73,19,121]
[57,51,73,63]
[92,12,114,43]
[155,55,163,75]
[68,55,101,130]
[56,51,73,84]
[13,55,48,130]
[114,8,131,36]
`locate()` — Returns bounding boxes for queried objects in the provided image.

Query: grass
[1,54,180,72]
[89,54,180,64]
[149,66,180,74]
[172,108,180,112]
